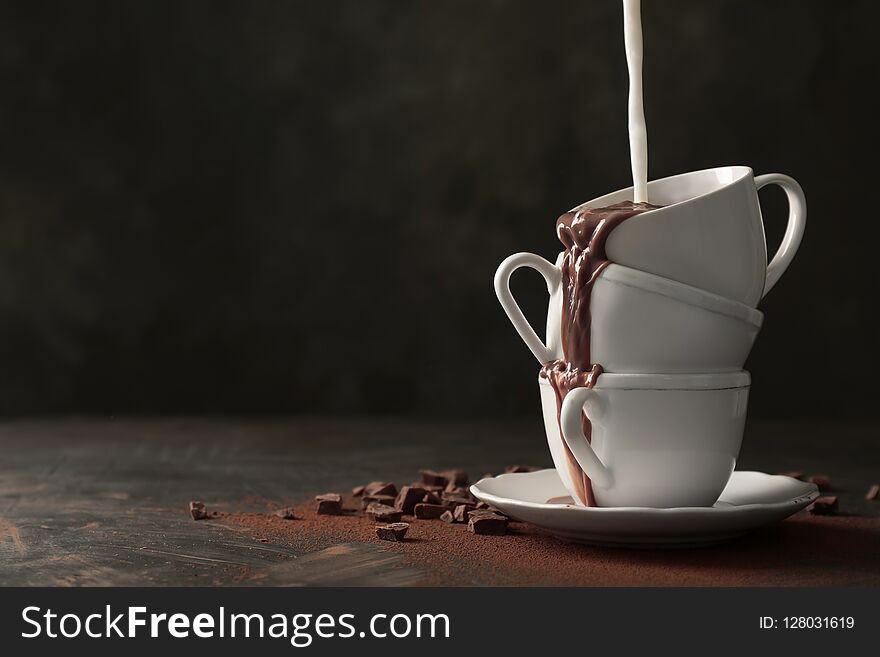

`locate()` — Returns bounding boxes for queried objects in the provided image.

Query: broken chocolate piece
[866,484,880,501]
[414,503,447,519]
[441,491,474,507]
[475,501,491,509]
[371,483,398,497]
[352,485,366,497]
[421,491,442,505]
[420,469,450,487]
[806,474,832,491]
[453,504,474,523]
[504,465,540,474]
[366,503,403,522]
[364,481,397,497]
[376,522,409,542]
[315,493,342,515]
[808,496,838,515]
[273,507,297,520]
[395,485,427,514]
[189,501,208,520]
[361,494,396,510]
[468,512,508,535]
[363,481,385,495]
[469,507,511,524]
[440,510,455,523]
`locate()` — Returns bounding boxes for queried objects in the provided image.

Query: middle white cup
[495,253,763,372]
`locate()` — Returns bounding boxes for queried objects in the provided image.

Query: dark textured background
[0,0,876,418]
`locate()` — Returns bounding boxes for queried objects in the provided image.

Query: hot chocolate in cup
[540,371,750,508]
[581,165,806,307]
[495,255,762,372]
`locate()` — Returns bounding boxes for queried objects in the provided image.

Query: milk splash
[623,0,648,203]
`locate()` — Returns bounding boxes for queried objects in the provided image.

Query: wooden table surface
[1,417,878,586]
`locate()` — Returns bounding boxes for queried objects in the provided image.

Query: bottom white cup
[540,371,750,508]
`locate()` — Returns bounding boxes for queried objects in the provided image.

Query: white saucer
[470,469,819,548]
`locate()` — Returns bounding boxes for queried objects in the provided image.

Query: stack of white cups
[494,166,806,508]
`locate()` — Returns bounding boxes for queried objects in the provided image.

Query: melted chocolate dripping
[542,201,661,506]
[541,361,604,506]
[556,201,661,370]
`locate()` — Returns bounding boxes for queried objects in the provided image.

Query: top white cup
[576,165,806,307]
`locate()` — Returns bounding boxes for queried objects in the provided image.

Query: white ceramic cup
[495,256,763,370]
[540,371,750,508]
[583,165,805,306]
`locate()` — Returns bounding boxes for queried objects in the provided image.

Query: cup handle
[493,252,560,364]
[559,388,613,489]
[755,173,807,297]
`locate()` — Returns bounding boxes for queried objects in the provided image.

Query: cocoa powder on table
[190,466,880,586]
[207,493,880,587]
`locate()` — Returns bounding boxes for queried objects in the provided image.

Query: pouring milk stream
[624,0,648,203]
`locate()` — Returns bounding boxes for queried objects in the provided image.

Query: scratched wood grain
[0,418,877,585]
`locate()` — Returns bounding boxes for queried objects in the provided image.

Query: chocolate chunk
[475,501,491,509]
[469,508,511,524]
[440,510,456,523]
[316,501,342,515]
[419,470,450,487]
[441,469,469,486]
[395,485,427,514]
[372,483,398,497]
[363,481,386,495]
[806,474,832,491]
[414,503,447,520]
[361,494,396,510]
[443,484,470,497]
[376,522,409,542]
[422,492,442,505]
[352,485,366,497]
[504,465,540,474]
[441,491,475,507]
[315,493,342,515]
[866,484,880,501]
[189,501,208,520]
[468,512,508,535]
[808,496,838,515]
[442,497,471,509]
[366,503,403,522]
[273,507,297,520]
[364,482,398,497]
[778,471,805,481]
[453,504,475,523]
